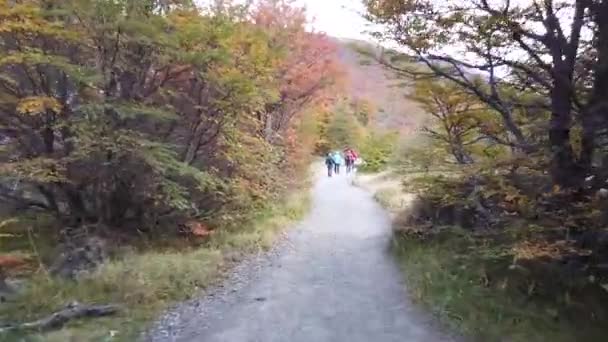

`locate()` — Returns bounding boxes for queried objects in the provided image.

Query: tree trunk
[549,82,578,187]
[43,111,55,154]
[183,121,204,165]
[499,108,531,152]
[62,185,89,225]
[183,138,200,166]
[581,0,608,173]
[37,185,60,216]
[450,136,473,165]
[264,112,273,142]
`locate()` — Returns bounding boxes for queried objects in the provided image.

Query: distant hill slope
[333,37,427,133]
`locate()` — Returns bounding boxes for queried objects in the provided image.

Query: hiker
[325,153,334,177]
[331,151,343,175]
[344,148,359,173]
[344,148,354,173]
[344,149,352,173]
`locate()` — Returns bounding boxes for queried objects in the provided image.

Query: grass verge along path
[0,189,310,342]
[355,170,606,342]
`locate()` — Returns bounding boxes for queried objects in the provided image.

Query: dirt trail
[145,169,454,342]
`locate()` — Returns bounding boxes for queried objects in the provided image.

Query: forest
[3,0,608,340]
[0,0,343,232]
[0,0,347,339]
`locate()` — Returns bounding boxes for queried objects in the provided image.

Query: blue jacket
[331,153,343,165]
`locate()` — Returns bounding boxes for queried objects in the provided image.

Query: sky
[195,0,373,41]
[295,0,371,41]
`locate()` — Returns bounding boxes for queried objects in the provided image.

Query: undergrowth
[359,166,608,342]
[0,189,310,342]
[392,230,607,342]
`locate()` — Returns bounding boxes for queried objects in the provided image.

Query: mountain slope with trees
[334,38,426,132]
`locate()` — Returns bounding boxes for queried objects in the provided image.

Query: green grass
[0,189,311,342]
[362,169,607,342]
[373,188,399,209]
[392,232,606,342]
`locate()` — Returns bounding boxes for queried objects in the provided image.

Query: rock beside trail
[0,278,15,303]
[49,236,108,280]
[0,277,27,303]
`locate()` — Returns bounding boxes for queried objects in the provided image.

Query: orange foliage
[183,220,213,237]
[250,0,345,179]
[252,0,344,133]
[0,255,30,274]
[513,240,591,261]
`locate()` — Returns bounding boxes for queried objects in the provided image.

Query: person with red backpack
[344,147,358,173]
[344,149,353,173]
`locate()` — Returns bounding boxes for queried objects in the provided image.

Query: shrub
[359,131,399,172]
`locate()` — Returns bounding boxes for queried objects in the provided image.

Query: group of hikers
[325,148,360,177]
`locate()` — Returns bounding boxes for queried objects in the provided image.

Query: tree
[325,106,364,151]
[251,0,343,143]
[0,0,339,232]
[350,98,375,126]
[410,80,489,164]
[359,130,398,172]
[364,0,608,187]
[582,1,608,172]
[0,0,223,226]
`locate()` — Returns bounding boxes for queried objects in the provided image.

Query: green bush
[325,110,365,150]
[359,131,398,172]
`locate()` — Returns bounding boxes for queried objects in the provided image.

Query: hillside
[333,38,427,133]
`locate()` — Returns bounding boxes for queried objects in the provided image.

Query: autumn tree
[0,0,227,227]
[325,104,365,151]
[0,0,340,233]
[251,0,343,143]
[364,0,608,188]
[411,80,488,164]
[350,98,375,126]
[313,106,334,154]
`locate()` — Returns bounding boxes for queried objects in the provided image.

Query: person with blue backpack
[331,151,343,175]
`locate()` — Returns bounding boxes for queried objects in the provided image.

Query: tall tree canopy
[0,0,341,230]
[364,0,608,187]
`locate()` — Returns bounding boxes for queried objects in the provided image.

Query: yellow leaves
[512,240,591,261]
[0,53,26,67]
[16,96,62,116]
[504,193,519,202]
[167,10,195,27]
[571,124,583,157]
[0,1,76,39]
[0,157,67,183]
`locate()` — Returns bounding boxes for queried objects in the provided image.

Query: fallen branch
[0,302,121,333]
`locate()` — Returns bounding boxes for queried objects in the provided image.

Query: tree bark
[264,111,274,142]
[549,81,578,187]
[62,185,90,225]
[580,0,608,173]
[37,185,60,216]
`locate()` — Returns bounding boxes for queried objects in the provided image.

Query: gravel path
[145,170,455,342]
